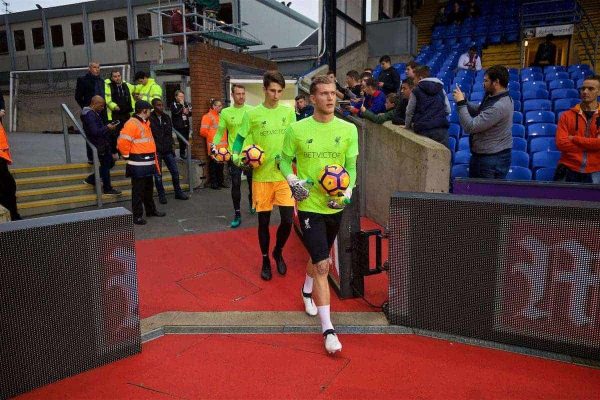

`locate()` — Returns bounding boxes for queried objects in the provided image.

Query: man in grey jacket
[453,65,513,179]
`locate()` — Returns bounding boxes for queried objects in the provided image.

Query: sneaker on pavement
[175,192,189,200]
[230,215,241,228]
[158,194,168,204]
[301,289,318,316]
[323,330,342,354]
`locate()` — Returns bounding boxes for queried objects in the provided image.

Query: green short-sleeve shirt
[238,103,296,182]
[217,104,253,152]
[282,116,359,214]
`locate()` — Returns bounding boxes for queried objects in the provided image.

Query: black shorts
[297,210,343,264]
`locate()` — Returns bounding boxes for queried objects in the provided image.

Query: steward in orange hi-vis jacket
[117,100,165,225]
[0,118,21,220]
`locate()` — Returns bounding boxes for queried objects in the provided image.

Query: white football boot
[323,330,342,354]
[301,289,318,316]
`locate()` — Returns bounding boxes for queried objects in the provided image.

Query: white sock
[303,275,314,294]
[317,305,334,333]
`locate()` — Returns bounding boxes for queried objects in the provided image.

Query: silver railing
[172,128,193,194]
[61,103,103,207]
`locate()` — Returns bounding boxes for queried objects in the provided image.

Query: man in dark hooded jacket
[404,66,451,147]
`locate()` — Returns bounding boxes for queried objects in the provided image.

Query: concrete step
[16,175,174,202]
[10,161,127,178]
[18,183,189,217]
[15,170,128,189]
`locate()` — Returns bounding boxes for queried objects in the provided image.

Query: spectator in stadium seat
[405,61,418,80]
[433,7,447,29]
[171,90,192,158]
[458,46,482,71]
[327,70,346,100]
[361,93,398,124]
[363,67,373,75]
[533,34,557,67]
[295,94,314,121]
[554,75,600,183]
[447,2,464,25]
[404,66,451,147]
[342,70,362,100]
[348,78,386,117]
[392,78,415,125]
[81,96,121,195]
[453,65,513,179]
[377,55,401,95]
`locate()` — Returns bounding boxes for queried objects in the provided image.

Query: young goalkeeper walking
[280,75,358,354]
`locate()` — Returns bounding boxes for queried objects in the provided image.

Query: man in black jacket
[377,55,401,95]
[75,62,105,163]
[170,90,191,158]
[150,98,189,204]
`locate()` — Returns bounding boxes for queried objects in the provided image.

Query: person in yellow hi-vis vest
[200,98,227,190]
[133,71,163,103]
[117,100,166,225]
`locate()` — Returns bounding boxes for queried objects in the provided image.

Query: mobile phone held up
[110,120,121,126]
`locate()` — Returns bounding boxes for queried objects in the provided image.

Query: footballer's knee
[314,258,330,277]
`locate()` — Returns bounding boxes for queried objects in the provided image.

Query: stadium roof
[1,0,318,29]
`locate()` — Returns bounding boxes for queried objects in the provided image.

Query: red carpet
[136,218,388,318]
[17,334,600,399]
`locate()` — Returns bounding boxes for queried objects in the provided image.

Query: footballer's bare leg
[312,258,341,354]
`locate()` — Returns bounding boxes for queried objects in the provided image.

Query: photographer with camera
[171,90,192,158]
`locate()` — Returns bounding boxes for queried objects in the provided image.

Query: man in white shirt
[458,46,482,71]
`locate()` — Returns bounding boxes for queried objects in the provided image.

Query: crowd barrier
[0,208,141,399]
[386,192,600,363]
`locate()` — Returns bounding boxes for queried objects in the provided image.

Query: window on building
[137,13,152,38]
[217,3,233,25]
[161,14,172,34]
[92,19,106,43]
[32,27,45,49]
[71,22,84,45]
[0,31,8,55]
[51,25,64,47]
[14,30,26,51]
[114,16,128,41]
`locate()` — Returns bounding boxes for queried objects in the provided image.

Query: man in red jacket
[555,75,600,183]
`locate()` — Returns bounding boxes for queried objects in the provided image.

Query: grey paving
[9,132,88,167]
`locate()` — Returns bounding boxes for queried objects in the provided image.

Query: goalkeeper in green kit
[211,84,254,228]
[280,75,359,354]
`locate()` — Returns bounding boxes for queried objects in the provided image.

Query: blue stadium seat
[470,91,485,101]
[448,136,457,152]
[523,99,552,113]
[472,84,485,93]
[525,111,555,125]
[532,151,561,170]
[550,88,579,100]
[568,64,591,73]
[511,150,530,168]
[513,100,521,112]
[554,98,581,112]
[513,137,527,152]
[448,110,460,124]
[522,89,549,100]
[458,137,470,151]
[576,78,585,89]
[508,81,521,92]
[521,66,543,75]
[512,123,525,138]
[545,72,570,82]
[509,90,522,101]
[451,164,470,179]
[513,111,523,124]
[548,79,575,90]
[507,68,519,76]
[530,137,558,154]
[528,123,557,139]
[544,65,567,74]
[570,69,590,81]
[522,81,547,92]
[535,167,556,181]
[506,166,532,181]
[521,73,544,82]
[448,123,461,138]
[454,150,471,165]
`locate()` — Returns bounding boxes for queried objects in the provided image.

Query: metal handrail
[172,128,193,194]
[61,103,103,207]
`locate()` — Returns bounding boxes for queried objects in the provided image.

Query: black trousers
[208,158,224,188]
[0,158,20,220]
[177,127,190,157]
[131,176,157,219]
